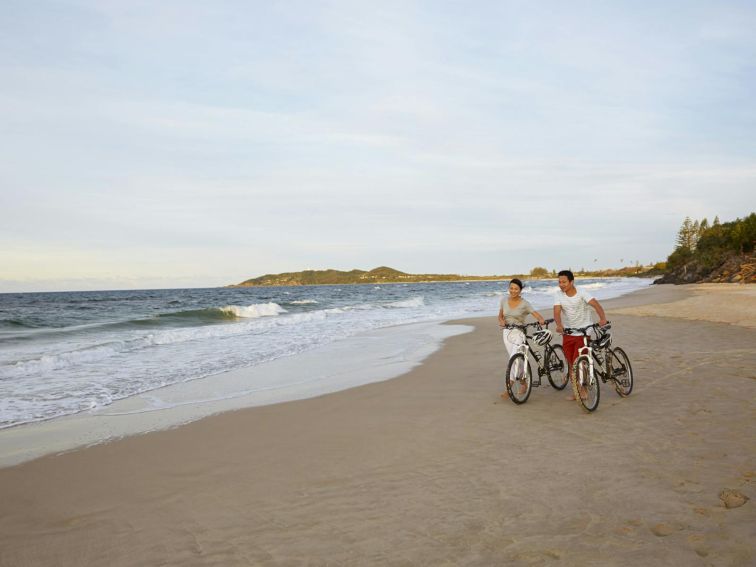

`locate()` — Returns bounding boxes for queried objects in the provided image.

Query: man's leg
[563,335,587,400]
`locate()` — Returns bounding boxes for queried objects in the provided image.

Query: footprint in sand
[687,534,710,558]
[650,523,675,537]
[719,489,749,509]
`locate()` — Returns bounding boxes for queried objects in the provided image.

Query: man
[553,270,608,400]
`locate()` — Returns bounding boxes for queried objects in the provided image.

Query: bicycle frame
[565,322,633,412]
[576,336,603,386]
[504,321,558,386]
[575,330,619,386]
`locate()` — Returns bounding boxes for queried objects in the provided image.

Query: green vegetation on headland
[655,213,755,284]
[231,266,506,287]
[230,264,660,288]
[229,214,753,288]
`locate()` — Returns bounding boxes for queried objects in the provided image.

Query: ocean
[0,278,652,432]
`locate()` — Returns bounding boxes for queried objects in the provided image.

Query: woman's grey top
[499,297,534,324]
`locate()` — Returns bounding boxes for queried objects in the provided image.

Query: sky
[1,1,755,292]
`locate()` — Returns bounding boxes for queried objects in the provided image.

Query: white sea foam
[220,302,286,318]
[289,299,318,305]
[525,285,560,295]
[0,307,347,380]
[387,297,425,309]
[580,282,607,290]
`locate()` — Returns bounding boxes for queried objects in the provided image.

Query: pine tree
[675,217,695,250]
[691,220,700,249]
[699,218,709,235]
[713,215,720,226]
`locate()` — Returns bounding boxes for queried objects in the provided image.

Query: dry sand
[0,284,754,566]
[611,283,756,329]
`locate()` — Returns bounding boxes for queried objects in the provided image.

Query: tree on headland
[530,266,549,278]
[675,216,697,251]
[699,218,709,235]
[665,213,756,275]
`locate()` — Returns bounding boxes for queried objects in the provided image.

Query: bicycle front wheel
[546,344,569,390]
[608,347,633,397]
[572,356,599,412]
[505,353,532,404]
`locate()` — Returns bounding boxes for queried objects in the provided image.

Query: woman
[498,278,546,359]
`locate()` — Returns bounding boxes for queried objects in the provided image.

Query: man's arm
[553,304,563,334]
[588,298,608,327]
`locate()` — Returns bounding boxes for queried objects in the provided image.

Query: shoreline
[0,321,473,468]
[0,278,651,467]
[0,284,753,565]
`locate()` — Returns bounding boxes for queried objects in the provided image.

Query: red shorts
[562,334,589,366]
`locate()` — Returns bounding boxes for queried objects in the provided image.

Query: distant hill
[231,266,505,287]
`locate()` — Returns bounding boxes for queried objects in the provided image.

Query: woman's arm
[524,300,545,326]
[531,309,546,326]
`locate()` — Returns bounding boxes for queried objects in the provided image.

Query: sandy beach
[0,284,754,566]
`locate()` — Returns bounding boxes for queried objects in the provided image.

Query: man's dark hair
[558,270,574,281]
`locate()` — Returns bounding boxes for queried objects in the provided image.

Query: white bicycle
[567,322,634,413]
[502,319,568,404]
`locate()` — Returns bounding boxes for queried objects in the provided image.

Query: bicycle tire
[546,344,569,390]
[572,355,599,412]
[608,347,633,397]
[505,353,532,404]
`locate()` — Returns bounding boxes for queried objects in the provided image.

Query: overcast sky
[1,1,754,292]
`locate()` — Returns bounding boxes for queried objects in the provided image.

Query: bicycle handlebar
[501,321,543,330]
[563,322,612,335]
[498,318,556,332]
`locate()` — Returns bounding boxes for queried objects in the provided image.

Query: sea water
[0,278,652,432]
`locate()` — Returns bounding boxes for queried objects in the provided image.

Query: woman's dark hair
[557,270,574,281]
[509,278,524,290]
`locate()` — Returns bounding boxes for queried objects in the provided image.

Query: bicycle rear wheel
[608,347,633,397]
[546,344,569,390]
[505,353,532,404]
[572,356,599,412]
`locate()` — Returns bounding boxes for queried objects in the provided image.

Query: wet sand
[0,284,754,566]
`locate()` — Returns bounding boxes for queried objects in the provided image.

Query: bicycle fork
[576,344,595,388]
[511,345,541,387]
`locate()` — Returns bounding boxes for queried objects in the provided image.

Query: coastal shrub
[664,212,755,277]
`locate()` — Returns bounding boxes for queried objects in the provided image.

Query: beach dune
[0,284,754,566]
